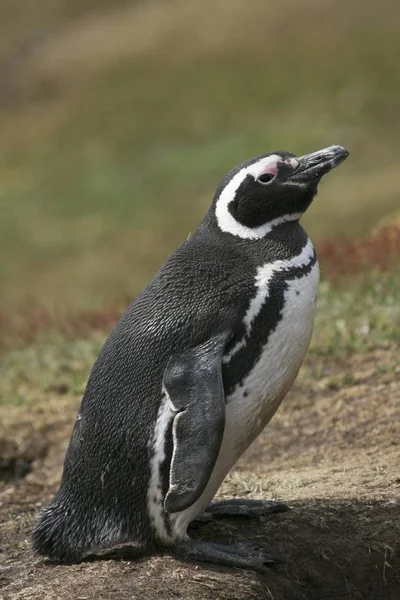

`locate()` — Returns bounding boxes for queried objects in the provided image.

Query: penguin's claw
[196,499,290,521]
[172,540,281,574]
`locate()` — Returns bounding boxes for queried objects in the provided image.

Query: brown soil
[1,350,399,600]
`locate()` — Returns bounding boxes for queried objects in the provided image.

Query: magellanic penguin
[31,145,349,573]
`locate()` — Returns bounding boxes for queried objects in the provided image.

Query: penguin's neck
[196,211,310,264]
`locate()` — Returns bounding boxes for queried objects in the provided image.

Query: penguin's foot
[172,540,280,574]
[196,499,289,521]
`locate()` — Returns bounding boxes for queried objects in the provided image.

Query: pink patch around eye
[259,164,278,178]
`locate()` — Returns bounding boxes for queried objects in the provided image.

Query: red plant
[318,224,400,278]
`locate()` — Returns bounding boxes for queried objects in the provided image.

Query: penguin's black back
[31,218,309,561]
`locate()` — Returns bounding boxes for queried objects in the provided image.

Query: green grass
[0,335,103,407]
[0,0,399,313]
[312,271,400,355]
[1,269,399,415]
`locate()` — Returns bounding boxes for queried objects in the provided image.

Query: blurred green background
[0,0,399,315]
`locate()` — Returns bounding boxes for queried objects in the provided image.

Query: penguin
[31,145,349,573]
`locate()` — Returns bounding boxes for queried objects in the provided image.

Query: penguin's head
[213,145,349,239]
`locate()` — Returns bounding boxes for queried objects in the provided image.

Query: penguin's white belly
[171,260,320,539]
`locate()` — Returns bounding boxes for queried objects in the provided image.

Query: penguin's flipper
[163,332,230,514]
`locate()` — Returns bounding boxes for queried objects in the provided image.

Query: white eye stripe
[215,156,301,239]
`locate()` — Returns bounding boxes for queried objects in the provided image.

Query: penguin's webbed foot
[195,498,289,521]
[171,540,280,574]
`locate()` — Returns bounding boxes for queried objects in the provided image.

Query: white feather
[147,394,174,543]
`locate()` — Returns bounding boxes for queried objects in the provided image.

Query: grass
[0,0,399,314]
[1,260,399,354]
[1,266,399,416]
[313,270,400,355]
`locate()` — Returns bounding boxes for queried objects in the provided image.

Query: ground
[1,348,399,600]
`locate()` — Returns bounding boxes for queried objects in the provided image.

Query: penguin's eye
[257,173,275,185]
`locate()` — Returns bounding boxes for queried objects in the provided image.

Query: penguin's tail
[31,495,148,563]
[31,499,87,563]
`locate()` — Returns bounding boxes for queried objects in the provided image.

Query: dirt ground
[1,349,399,600]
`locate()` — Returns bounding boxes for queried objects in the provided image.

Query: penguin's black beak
[290,145,349,182]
